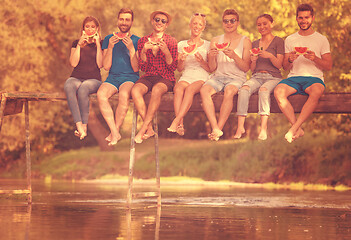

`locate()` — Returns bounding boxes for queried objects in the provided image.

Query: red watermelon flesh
[83,30,97,38]
[295,47,308,54]
[215,42,230,50]
[250,48,260,55]
[183,44,197,54]
[113,32,129,39]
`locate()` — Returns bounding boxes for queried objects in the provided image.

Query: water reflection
[0,180,350,240]
[126,205,161,240]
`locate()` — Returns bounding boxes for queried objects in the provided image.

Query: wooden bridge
[1,91,351,204]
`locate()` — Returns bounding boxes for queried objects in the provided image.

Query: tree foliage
[1,0,350,164]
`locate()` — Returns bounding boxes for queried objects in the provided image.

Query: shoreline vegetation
[1,132,350,191]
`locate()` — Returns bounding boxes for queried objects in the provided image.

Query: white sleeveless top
[213,34,247,81]
[178,40,210,82]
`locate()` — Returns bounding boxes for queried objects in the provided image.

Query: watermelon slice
[83,30,97,38]
[148,37,163,45]
[113,32,129,40]
[295,47,308,55]
[215,42,230,51]
[183,44,197,55]
[250,47,261,56]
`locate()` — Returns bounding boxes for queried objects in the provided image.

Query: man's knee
[238,85,250,95]
[96,88,106,101]
[274,85,287,99]
[131,85,144,99]
[224,86,238,98]
[118,90,130,102]
[306,84,324,99]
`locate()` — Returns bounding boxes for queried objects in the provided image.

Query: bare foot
[293,128,304,141]
[143,127,155,140]
[210,129,223,141]
[285,131,294,143]
[176,125,185,136]
[167,127,176,133]
[134,134,143,144]
[74,130,87,140]
[258,130,267,141]
[167,119,178,133]
[108,132,122,146]
[233,128,245,139]
[105,134,112,142]
[285,128,304,143]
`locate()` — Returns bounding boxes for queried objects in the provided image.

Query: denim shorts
[278,76,325,95]
[204,75,245,92]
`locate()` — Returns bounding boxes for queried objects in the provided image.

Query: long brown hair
[79,16,101,47]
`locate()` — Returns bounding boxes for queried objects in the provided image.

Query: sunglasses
[223,19,237,24]
[194,13,206,17]
[154,18,168,24]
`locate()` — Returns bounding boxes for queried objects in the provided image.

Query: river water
[0,180,350,240]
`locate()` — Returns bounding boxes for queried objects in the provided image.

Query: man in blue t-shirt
[97,8,140,146]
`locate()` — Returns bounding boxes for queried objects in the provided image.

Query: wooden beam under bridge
[1,91,351,204]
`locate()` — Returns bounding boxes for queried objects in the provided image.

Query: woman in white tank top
[167,13,211,136]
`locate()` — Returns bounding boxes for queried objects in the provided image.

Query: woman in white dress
[167,13,211,135]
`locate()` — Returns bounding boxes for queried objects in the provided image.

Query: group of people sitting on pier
[63,3,332,145]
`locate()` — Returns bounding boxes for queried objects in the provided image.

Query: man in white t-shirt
[274,3,332,143]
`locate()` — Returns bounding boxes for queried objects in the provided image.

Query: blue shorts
[104,74,139,90]
[278,76,325,95]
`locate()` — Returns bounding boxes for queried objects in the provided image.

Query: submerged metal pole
[127,104,137,207]
[24,100,32,204]
[153,112,161,207]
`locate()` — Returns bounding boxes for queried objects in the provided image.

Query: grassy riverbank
[1,132,350,188]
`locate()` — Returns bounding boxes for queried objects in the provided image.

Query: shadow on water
[0,180,350,240]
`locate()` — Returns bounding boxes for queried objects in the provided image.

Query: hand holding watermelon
[183,44,197,55]
[178,52,188,61]
[250,47,261,56]
[294,47,308,55]
[158,40,170,54]
[215,42,230,51]
[121,36,134,51]
[194,52,205,64]
[302,49,316,61]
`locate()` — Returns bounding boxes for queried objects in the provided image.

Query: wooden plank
[157,92,351,114]
[1,91,351,114]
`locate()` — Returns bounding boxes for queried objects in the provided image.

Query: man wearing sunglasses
[274,4,332,143]
[200,9,251,141]
[132,10,178,143]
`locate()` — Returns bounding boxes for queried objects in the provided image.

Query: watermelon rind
[183,44,197,55]
[250,48,260,56]
[215,42,230,51]
[113,32,129,39]
[83,30,97,38]
[294,47,308,55]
